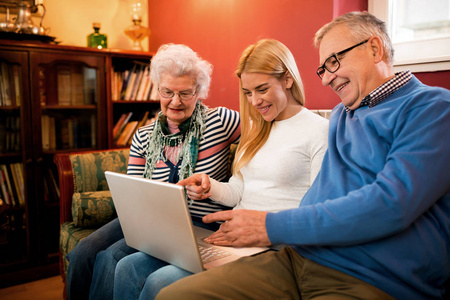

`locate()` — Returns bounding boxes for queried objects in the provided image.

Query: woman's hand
[177,173,211,200]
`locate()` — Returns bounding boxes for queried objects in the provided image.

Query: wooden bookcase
[0,40,157,287]
[106,51,159,148]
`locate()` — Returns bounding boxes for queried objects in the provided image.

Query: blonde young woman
[113,39,329,300]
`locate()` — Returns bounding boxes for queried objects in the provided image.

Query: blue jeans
[89,237,138,299]
[114,218,219,300]
[140,265,192,300]
[66,217,124,300]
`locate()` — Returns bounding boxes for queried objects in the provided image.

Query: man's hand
[203,210,270,247]
[177,174,211,200]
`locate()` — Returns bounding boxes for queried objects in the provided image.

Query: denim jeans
[114,218,219,300]
[66,217,124,300]
[89,237,138,300]
[140,265,192,300]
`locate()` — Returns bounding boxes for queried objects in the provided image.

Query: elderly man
[157,11,450,300]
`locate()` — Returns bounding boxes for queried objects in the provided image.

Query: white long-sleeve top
[210,108,329,212]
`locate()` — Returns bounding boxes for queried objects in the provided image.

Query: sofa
[54,143,449,299]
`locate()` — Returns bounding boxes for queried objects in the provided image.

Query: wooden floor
[0,276,64,300]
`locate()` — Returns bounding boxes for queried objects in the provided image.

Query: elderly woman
[66,44,240,300]
[114,39,329,300]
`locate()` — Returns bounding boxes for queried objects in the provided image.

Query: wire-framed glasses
[316,39,369,79]
[158,87,197,101]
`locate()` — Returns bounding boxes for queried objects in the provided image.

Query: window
[369,0,450,72]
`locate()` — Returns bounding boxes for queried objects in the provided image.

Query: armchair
[54,148,130,283]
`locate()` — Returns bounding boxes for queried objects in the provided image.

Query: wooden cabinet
[0,40,156,287]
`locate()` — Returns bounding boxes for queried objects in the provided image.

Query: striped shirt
[127,106,241,219]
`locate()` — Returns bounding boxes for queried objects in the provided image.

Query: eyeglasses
[158,87,197,101]
[316,39,369,79]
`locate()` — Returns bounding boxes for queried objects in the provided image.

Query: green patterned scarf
[143,101,207,181]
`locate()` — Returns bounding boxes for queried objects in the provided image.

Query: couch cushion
[71,191,117,228]
[60,222,96,275]
[70,149,129,193]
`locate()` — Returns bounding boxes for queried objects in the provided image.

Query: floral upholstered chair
[54,149,129,285]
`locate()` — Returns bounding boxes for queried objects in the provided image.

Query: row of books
[39,64,97,106]
[0,115,20,153]
[41,114,97,150]
[0,163,25,208]
[113,110,159,147]
[111,63,159,101]
[0,62,22,107]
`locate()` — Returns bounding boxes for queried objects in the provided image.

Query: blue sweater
[266,76,450,299]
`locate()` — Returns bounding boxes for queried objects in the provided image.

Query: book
[0,168,11,206]
[136,66,150,101]
[12,163,25,206]
[112,113,128,137]
[1,165,16,206]
[7,63,16,106]
[41,115,50,150]
[120,69,132,100]
[136,111,150,131]
[13,65,21,106]
[149,84,159,100]
[116,121,138,146]
[113,112,133,142]
[71,65,85,105]
[111,67,118,101]
[7,164,20,206]
[60,118,74,149]
[126,111,150,146]
[84,67,97,104]
[124,66,139,100]
[57,65,72,105]
[143,80,153,101]
[0,62,12,106]
[131,65,146,100]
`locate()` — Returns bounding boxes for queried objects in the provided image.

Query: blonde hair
[233,39,305,176]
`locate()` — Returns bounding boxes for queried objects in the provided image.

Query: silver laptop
[105,171,268,273]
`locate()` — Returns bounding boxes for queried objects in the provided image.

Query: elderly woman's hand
[177,173,211,200]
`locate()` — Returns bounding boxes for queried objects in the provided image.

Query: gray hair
[150,44,213,99]
[314,11,394,66]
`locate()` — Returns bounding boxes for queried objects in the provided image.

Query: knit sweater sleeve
[209,175,243,207]
[266,85,450,246]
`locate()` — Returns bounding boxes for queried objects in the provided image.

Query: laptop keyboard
[198,244,232,264]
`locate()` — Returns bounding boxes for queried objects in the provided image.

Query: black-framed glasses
[158,87,197,101]
[316,39,369,79]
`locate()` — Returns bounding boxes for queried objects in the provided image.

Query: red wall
[147,0,449,110]
[415,71,450,90]
[148,0,338,110]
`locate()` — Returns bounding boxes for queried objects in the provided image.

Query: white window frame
[368,0,450,72]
